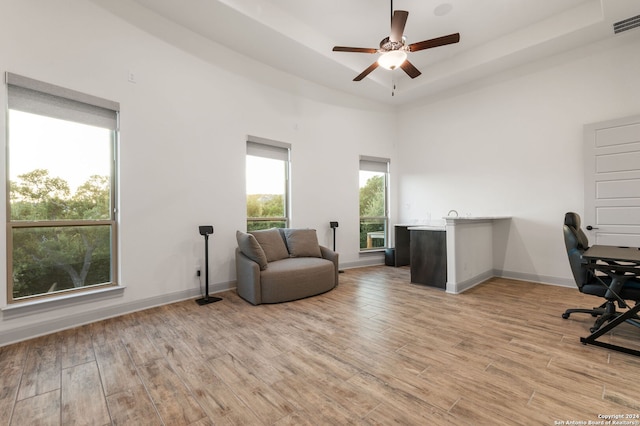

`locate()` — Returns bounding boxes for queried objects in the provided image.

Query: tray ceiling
[93,0,640,104]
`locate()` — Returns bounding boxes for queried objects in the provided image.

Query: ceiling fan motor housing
[379,36,406,52]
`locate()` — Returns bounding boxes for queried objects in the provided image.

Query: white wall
[397,35,640,286]
[0,0,395,344]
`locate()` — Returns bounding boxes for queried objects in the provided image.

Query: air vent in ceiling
[613,15,640,34]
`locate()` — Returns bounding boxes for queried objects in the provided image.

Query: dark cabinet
[410,230,447,289]
[394,225,411,267]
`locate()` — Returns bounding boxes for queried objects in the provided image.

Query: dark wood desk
[580,245,640,356]
[583,245,640,265]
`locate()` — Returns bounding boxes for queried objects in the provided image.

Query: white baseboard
[447,269,496,294]
[495,269,575,288]
[339,251,386,270]
[447,269,576,294]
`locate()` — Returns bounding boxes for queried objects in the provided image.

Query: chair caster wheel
[562,313,570,319]
[589,327,598,333]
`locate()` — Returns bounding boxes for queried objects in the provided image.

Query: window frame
[5,73,119,304]
[359,155,390,252]
[245,135,291,231]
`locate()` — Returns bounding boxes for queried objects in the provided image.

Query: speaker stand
[331,226,345,274]
[195,232,222,305]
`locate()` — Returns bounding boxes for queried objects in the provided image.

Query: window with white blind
[246,136,291,231]
[6,73,119,303]
[359,156,389,251]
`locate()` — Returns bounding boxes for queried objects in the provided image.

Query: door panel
[597,179,640,199]
[597,151,640,173]
[595,122,640,147]
[584,115,640,247]
[595,233,640,247]
[597,206,640,225]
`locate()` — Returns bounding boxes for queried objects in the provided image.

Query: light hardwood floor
[2,266,640,425]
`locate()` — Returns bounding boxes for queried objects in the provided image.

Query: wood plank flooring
[2,266,640,425]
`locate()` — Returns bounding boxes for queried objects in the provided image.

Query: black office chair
[562,212,640,332]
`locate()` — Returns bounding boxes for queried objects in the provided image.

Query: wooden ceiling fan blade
[408,33,460,52]
[354,62,379,81]
[390,10,409,43]
[400,60,421,79]
[333,46,378,54]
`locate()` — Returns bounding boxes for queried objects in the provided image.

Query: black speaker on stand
[196,225,222,305]
[330,221,344,273]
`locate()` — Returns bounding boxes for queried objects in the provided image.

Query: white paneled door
[584,115,640,247]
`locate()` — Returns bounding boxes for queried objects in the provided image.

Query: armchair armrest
[320,245,339,285]
[235,248,262,305]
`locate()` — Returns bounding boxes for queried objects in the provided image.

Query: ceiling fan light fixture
[377,50,407,70]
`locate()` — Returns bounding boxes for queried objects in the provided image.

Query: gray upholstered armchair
[235,228,339,305]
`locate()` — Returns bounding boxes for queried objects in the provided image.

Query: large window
[359,156,389,251]
[246,136,290,231]
[6,73,118,303]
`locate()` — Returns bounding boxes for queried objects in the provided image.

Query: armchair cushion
[250,228,290,262]
[236,230,268,270]
[283,228,322,258]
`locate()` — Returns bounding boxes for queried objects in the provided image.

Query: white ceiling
[102,0,640,104]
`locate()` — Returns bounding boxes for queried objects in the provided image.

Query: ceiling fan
[332,3,460,81]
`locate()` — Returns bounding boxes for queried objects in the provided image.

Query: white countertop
[443,216,511,221]
[407,225,446,231]
[397,216,511,230]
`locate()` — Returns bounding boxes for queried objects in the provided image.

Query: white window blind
[247,135,290,161]
[359,155,390,173]
[6,72,119,130]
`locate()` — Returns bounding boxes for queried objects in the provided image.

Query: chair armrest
[235,248,262,305]
[320,245,339,285]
